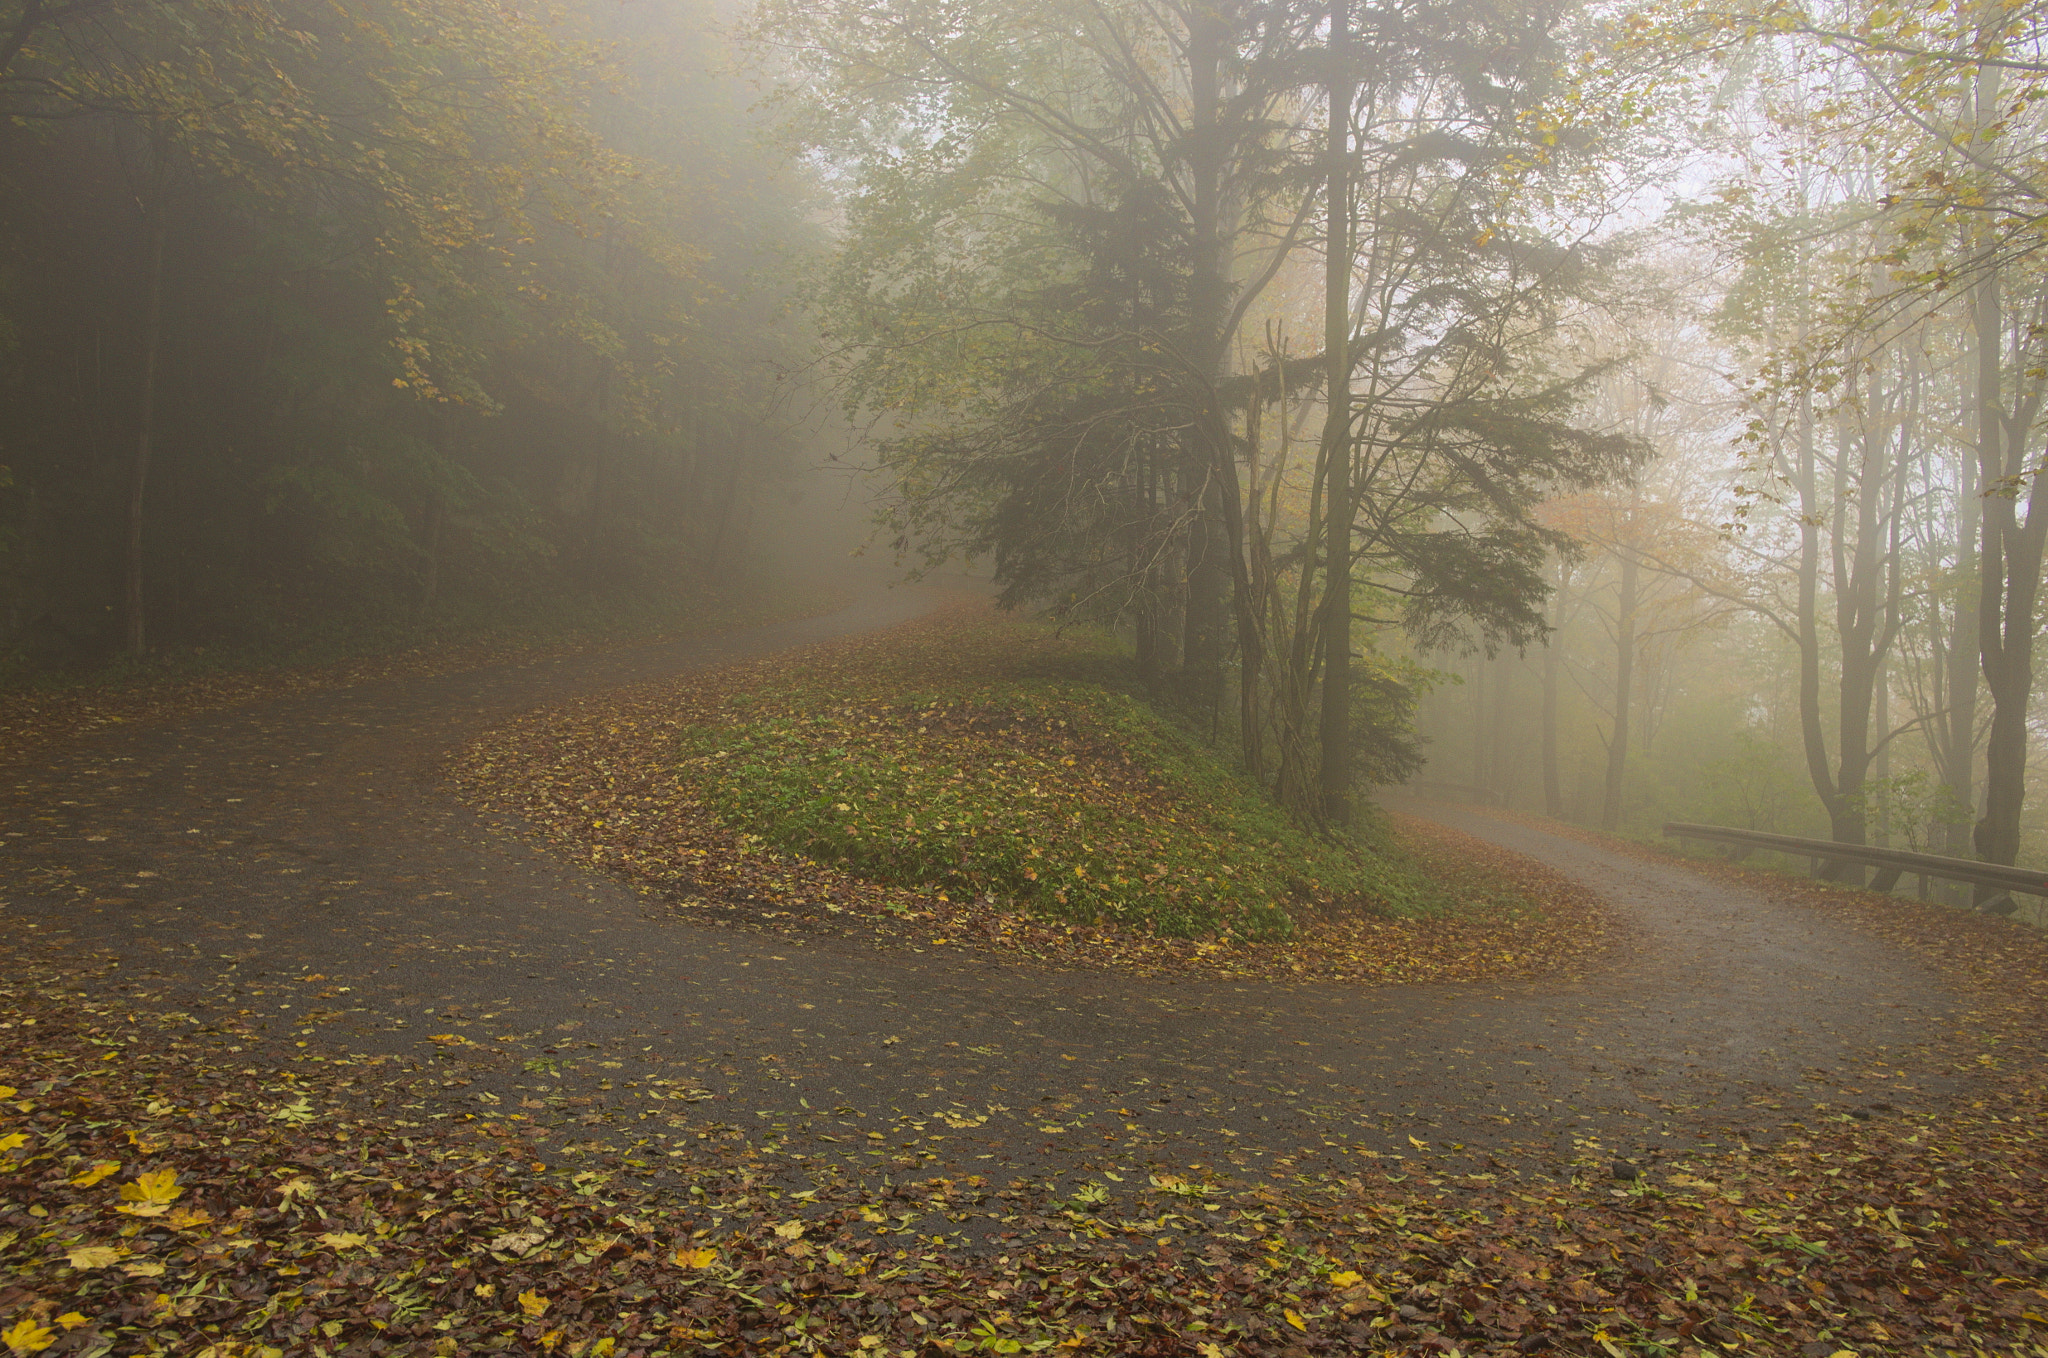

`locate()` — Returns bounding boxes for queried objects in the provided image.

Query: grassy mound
[455,597,1613,984]
[681,650,1462,943]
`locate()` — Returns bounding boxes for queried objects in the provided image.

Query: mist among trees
[1,0,826,665]
[4,0,2045,876]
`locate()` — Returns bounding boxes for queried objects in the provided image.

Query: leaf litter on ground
[4,918,2047,1357]
[452,600,1622,987]
[6,601,2048,1354]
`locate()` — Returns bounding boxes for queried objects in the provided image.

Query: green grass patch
[681,625,1472,941]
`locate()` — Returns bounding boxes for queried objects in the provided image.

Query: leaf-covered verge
[0,581,844,771]
[454,600,1623,983]
[4,921,2048,1358]
[691,676,1462,941]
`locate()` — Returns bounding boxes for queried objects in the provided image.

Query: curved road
[0,585,1971,1202]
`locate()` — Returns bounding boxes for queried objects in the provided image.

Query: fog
[1,0,2042,875]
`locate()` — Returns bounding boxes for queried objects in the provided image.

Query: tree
[0,0,823,659]
[772,0,1642,835]
[1657,0,2048,871]
[763,0,1330,701]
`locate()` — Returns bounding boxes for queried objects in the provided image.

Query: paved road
[0,586,1974,1208]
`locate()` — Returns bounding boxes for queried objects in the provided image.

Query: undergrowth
[680,626,1483,941]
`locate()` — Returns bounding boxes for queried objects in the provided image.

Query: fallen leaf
[1,1317,54,1355]
[116,1168,181,1216]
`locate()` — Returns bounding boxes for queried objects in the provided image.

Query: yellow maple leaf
[517,1291,550,1317]
[1283,1309,1307,1331]
[0,1132,27,1154]
[1,1316,54,1355]
[319,1232,369,1250]
[1328,1269,1364,1289]
[773,1221,805,1240]
[66,1245,122,1270]
[117,1169,182,1217]
[672,1247,717,1269]
[70,1162,120,1188]
[0,1087,15,1099]
[52,1317,84,1333]
[539,1331,564,1353]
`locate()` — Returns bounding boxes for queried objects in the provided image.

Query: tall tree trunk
[1973,272,2048,873]
[1470,657,1486,792]
[1178,2,1230,713]
[1491,651,1514,808]
[1210,417,1263,773]
[1828,398,1891,857]
[1317,0,1353,827]
[1541,561,1566,817]
[1600,548,1637,832]
[1871,662,1890,846]
[1135,592,1161,687]
[1942,424,1981,859]
[1790,392,1845,856]
[1135,460,1164,688]
[124,160,169,657]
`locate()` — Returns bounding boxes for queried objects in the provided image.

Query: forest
[3,0,2044,876]
[0,0,828,668]
[754,0,2048,880]
[8,4,2048,1354]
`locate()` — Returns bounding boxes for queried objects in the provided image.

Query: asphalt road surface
[1,585,1973,1210]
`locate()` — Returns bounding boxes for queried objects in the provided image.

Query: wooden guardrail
[1661,822,2048,906]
